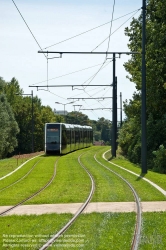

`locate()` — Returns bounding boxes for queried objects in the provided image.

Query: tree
[65,111,91,125]
[0,94,19,158]
[118,0,166,171]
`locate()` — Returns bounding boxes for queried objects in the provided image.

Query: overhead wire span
[81,59,112,90]
[79,1,117,94]
[37,89,67,101]
[43,8,141,50]
[92,8,140,52]
[11,0,47,60]
[31,62,107,85]
[106,0,116,58]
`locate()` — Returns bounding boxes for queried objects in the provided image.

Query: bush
[153,145,166,173]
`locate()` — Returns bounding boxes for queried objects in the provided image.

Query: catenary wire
[106,0,116,58]
[92,8,140,52]
[43,9,141,50]
[80,1,116,93]
[11,0,47,60]
[32,62,108,85]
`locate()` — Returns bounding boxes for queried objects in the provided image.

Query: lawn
[0,212,136,250]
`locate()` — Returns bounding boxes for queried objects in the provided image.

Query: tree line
[0,77,112,159]
[118,0,166,173]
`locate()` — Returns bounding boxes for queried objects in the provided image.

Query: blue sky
[1,0,141,121]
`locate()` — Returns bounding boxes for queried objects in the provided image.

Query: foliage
[118,0,166,172]
[0,77,57,154]
[65,111,90,125]
[153,145,166,173]
[0,93,19,158]
[0,76,112,156]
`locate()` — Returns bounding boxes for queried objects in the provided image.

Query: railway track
[0,149,142,249]
[0,160,41,192]
[0,158,59,216]
[40,149,141,250]
[94,152,142,250]
[39,153,95,250]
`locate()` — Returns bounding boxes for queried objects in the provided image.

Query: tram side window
[62,129,67,145]
[66,129,71,144]
[75,130,79,143]
[71,129,75,144]
[90,131,93,143]
[84,130,87,143]
[80,130,83,143]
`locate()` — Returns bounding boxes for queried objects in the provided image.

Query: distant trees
[0,78,19,158]
[65,111,90,125]
[0,77,56,156]
[118,0,166,172]
[0,76,112,158]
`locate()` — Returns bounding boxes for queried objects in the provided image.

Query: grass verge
[0,152,43,178]
[105,149,166,190]
[0,157,43,190]
[95,147,166,201]
[139,212,166,249]
[0,156,57,205]
[0,212,136,250]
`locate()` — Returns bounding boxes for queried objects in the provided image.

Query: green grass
[0,213,73,250]
[24,149,92,205]
[0,156,57,206]
[105,149,166,190]
[0,153,43,178]
[80,147,134,202]
[0,212,136,250]
[51,212,136,250]
[0,157,42,190]
[95,147,166,201]
[0,158,27,178]
[139,212,166,249]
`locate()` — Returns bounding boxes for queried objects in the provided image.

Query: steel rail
[0,160,41,192]
[39,153,95,250]
[0,158,59,216]
[94,153,141,250]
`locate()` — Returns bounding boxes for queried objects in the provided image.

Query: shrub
[153,145,166,173]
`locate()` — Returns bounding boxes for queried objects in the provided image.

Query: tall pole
[141,0,147,173]
[120,92,122,127]
[31,90,34,153]
[112,53,117,157]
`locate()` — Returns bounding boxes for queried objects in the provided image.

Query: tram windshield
[46,124,60,144]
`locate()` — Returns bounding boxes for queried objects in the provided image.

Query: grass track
[105,149,166,190]
[0,156,57,206]
[96,147,166,201]
[0,212,136,250]
[25,149,92,204]
[80,147,134,202]
[0,157,41,190]
[138,212,166,249]
[0,158,27,178]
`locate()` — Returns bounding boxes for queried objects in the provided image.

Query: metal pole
[112,53,116,157]
[115,77,117,150]
[31,90,34,153]
[141,0,147,173]
[120,92,122,127]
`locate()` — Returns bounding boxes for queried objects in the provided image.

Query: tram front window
[46,126,60,144]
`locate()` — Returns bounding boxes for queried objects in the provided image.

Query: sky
[1,0,141,122]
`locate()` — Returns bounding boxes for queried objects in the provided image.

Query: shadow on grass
[135,173,147,181]
[107,156,114,161]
